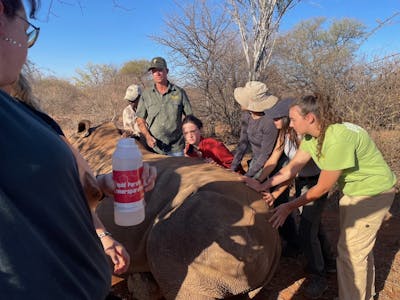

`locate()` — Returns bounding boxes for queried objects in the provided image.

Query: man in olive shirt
[136,57,193,156]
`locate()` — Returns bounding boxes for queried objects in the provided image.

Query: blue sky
[27,0,400,79]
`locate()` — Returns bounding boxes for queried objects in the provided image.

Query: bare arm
[91,211,130,275]
[262,148,311,190]
[257,132,284,182]
[137,117,156,148]
[262,179,292,207]
[243,148,310,192]
[61,136,102,208]
[269,169,342,228]
[62,137,131,273]
[136,117,151,138]
[63,137,157,274]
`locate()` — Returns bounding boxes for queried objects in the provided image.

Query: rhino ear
[77,120,91,137]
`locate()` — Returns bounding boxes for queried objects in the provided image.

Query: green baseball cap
[148,57,168,71]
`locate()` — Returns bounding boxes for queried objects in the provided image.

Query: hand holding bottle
[97,163,157,197]
[112,138,145,226]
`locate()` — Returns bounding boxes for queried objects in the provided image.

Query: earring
[3,37,22,47]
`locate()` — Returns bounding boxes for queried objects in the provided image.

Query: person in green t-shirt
[243,94,397,300]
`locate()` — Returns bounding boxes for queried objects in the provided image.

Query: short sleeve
[135,95,147,119]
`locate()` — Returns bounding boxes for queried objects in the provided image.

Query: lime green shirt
[300,123,397,196]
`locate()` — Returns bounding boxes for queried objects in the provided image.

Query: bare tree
[74,63,119,87]
[341,56,400,130]
[151,0,247,137]
[271,16,400,131]
[227,0,299,80]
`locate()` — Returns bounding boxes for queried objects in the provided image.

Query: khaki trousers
[337,188,395,300]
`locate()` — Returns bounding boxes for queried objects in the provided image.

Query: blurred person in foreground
[122,83,141,137]
[0,1,156,298]
[136,56,193,156]
[11,73,144,277]
[244,94,397,300]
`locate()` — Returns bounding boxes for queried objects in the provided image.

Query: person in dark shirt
[0,1,156,298]
[230,81,279,178]
[10,73,152,276]
[231,82,301,258]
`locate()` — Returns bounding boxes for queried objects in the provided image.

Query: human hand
[183,147,190,157]
[141,162,157,192]
[268,202,292,229]
[241,176,263,192]
[101,235,130,275]
[262,191,275,207]
[187,145,202,158]
[185,146,200,158]
[98,162,156,196]
[97,173,115,197]
[204,157,218,165]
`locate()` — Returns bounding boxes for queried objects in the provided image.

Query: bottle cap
[117,138,137,148]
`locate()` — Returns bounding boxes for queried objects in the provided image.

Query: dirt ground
[254,191,400,300]
[110,191,400,300]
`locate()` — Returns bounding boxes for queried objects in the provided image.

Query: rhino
[70,121,281,300]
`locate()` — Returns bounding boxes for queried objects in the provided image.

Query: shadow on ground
[111,192,400,300]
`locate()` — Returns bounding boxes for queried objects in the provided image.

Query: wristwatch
[97,231,112,239]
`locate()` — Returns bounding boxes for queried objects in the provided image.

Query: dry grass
[371,130,400,188]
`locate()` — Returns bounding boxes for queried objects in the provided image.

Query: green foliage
[273,17,367,95]
[120,60,149,77]
[73,62,119,87]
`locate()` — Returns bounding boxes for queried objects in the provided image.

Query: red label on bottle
[113,168,144,203]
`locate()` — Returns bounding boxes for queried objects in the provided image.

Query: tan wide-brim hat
[234,81,278,112]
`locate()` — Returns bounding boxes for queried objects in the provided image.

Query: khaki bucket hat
[234,81,278,112]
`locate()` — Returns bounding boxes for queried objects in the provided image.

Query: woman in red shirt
[182,115,244,173]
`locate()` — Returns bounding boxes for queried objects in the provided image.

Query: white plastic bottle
[112,138,145,226]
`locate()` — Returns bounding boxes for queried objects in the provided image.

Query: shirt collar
[152,81,174,93]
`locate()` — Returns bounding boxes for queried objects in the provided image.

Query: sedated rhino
[70,121,281,300]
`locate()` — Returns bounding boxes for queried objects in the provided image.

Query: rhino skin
[70,121,281,300]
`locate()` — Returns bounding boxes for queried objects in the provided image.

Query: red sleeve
[199,138,234,169]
